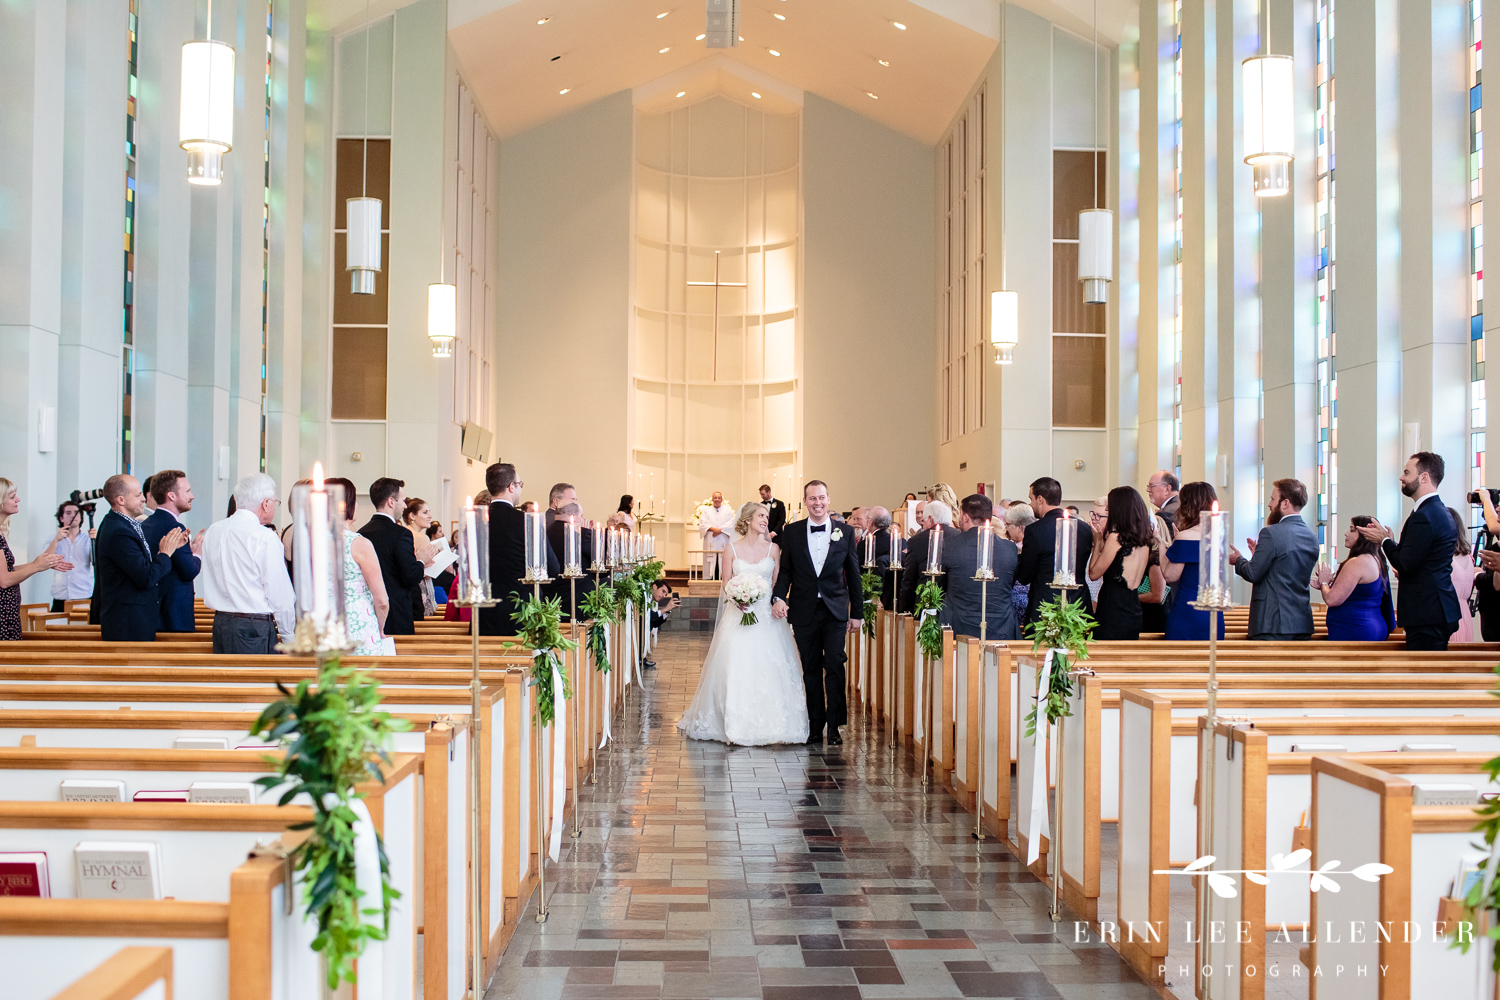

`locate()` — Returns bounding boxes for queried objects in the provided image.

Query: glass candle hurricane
[925,526,945,575]
[1052,509,1078,588]
[888,523,905,567]
[1197,504,1234,608]
[289,463,348,649]
[562,518,583,577]
[524,511,551,583]
[590,520,605,572]
[863,529,878,569]
[974,522,995,581]
[455,498,491,604]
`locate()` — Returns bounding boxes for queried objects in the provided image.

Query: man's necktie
[810,524,826,533]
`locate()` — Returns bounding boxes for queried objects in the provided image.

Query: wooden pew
[45,945,172,1000]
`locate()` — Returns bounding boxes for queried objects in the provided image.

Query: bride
[677,501,810,746]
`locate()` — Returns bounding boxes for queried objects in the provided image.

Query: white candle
[308,462,331,623]
[1052,508,1077,587]
[975,522,994,580]
[926,525,944,574]
[563,518,581,576]
[463,497,481,591]
[888,523,905,566]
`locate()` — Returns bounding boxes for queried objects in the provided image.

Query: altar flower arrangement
[723,573,768,625]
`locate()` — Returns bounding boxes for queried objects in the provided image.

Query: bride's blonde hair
[734,501,766,538]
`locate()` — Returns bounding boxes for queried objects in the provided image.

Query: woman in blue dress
[1162,482,1225,640]
[1313,515,1395,640]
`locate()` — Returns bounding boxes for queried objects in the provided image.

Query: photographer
[1473,491,1500,642]
[49,500,95,612]
[641,579,682,670]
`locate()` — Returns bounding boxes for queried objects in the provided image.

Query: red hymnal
[0,852,50,897]
[132,789,189,803]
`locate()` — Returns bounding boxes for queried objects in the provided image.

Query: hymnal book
[234,743,278,751]
[173,737,228,750]
[74,842,162,900]
[60,779,126,802]
[188,781,256,804]
[132,789,189,803]
[1414,783,1479,806]
[0,852,49,897]
[1290,743,1346,753]
[1401,742,1457,752]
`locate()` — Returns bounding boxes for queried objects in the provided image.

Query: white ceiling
[310,0,1135,146]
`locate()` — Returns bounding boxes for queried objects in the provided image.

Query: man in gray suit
[941,494,1019,641]
[1228,478,1320,640]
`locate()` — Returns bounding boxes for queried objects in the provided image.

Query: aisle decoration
[724,573,768,625]
[509,593,578,726]
[251,656,410,988]
[579,583,619,674]
[1023,595,1094,737]
[914,578,946,661]
[860,571,882,638]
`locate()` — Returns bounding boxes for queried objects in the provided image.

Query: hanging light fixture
[179,0,235,185]
[429,282,456,357]
[990,291,1019,364]
[1077,0,1112,305]
[1242,1,1293,197]
[346,0,382,294]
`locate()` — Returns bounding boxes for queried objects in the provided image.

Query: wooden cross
[687,250,746,381]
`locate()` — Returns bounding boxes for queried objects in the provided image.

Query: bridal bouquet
[723,574,768,626]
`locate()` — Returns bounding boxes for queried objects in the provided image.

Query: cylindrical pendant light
[990,290,1019,364]
[429,282,457,357]
[1078,208,1114,305]
[178,3,235,186]
[347,196,382,294]
[1242,54,1294,197]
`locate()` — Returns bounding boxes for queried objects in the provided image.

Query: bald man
[95,474,187,641]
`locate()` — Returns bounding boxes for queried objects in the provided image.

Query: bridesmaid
[1162,482,1226,640]
[1087,486,1159,640]
[1313,515,1395,641]
[1449,507,1476,643]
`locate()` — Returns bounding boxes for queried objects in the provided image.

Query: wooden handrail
[48,946,173,1000]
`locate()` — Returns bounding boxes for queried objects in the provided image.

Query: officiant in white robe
[698,492,735,580]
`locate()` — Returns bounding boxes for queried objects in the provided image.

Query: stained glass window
[122,0,139,475]
[1315,0,1338,559]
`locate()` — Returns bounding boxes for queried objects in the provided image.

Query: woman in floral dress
[328,478,393,655]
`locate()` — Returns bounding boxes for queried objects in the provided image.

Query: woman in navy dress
[1314,515,1395,641]
[1163,482,1225,640]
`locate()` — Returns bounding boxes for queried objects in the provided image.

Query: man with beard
[1355,452,1462,650]
[1228,478,1319,640]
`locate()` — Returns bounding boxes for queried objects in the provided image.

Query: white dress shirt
[201,508,295,639]
[1410,490,1440,513]
[50,532,94,600]
[807,516,833,575]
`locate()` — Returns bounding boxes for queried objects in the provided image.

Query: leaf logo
[1154,853,1392,894]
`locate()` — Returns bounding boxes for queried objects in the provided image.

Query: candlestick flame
[1211,500,1220,513]
[464,495,472,509]
[311,461,324,491]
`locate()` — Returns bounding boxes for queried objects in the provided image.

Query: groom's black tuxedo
[773,517,864,737]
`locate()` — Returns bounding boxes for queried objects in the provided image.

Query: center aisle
[487,632,1162,1000]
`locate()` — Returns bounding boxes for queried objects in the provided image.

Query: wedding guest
[520,500,538,514]
[49,501,94,612]
[0,478,71,640]
[1146,470,1181,544]
[903,492,920,535]
[1354,453,1462,650]
[926,482,960,516]
[699,491,735,580]
[1087,486,1161,640]
[427,523,455,602]
[544,483,576,530]
[545,501,595,615]
[326,477,392,655]
[1314,515,1395,641]
[401,496,438,621]
[96,474,185,642]
[941,494,1018,640]
[1230,478,1320,641]
[615,495,637,530]
[866,506,894,609]
[1015,477,1094,630]
[1163,482,1226,640]
[1450,507,1476,644]
[358,478,429,636]
[200,473,293,653]
[760,484,787,540]
[480,463,558,635]
[142,470,204,633]
[1002,503,1035,624]
[1085,497,1108,607]
[898,501,958,615]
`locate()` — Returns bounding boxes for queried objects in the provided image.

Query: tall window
[260,5,272,471]
[939,87,986,443]
[1315,0,1338,558]
[1471,0,1487,498]
[122,0,139,475]
[1173,0,1184,477]
[330,138,391,419]
[1053,150,1107,428]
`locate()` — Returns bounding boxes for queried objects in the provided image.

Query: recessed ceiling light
[659,46,671,53]
[866,92,879,99]
[676,91,687,98]
[752,91,762,99]
[559,88,570,95]
[656,10,669,17]
[537,17,550,24]
[773,12,785,19]
[768,48,780,56]
[738,35,744,41]
[878,58,890,67]
[893,21,907,30]
[696,33,706,40]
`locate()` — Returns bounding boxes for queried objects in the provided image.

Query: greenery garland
[614,572,645,610]
[579,584,619,674]
[508,594,579,726]
[631,558,665,587]
[251,656,410,988]
[860,571,882,638]
[914,578,946,661]
[1022,594,1094,738]
[1452,663,1500,967]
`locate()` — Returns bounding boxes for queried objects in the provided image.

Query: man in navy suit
[1357,452,1462,650]
[95,474,188,641]
[141,470,204,632]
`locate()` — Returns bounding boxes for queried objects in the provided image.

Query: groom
[771,480,864,746]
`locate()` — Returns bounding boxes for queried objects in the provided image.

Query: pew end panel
[1116,689,1170,980]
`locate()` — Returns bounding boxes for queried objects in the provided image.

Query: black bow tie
[810,524,827,533]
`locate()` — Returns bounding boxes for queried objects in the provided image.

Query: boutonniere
[831,528,843,542]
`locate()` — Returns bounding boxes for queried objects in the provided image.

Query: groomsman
[481,462,559,635]
[760,484,787,540]
[1229,478,1320,641]
[942,494,1018,641]
[141,470,204,632]
[699,492,735,579]
[358,478,426,635]
[1014,477,1094,630]
[96,474,187,642]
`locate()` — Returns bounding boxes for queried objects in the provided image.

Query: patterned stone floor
[486,632,1165,1000]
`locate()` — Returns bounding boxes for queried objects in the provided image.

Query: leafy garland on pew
[860,571,882,638]
[508,594,578,726]
[914,579,946,661]
[579,583,620,673]
[1022,594,1094,738]
[1454,664,1500,969]
[251,656,411,988]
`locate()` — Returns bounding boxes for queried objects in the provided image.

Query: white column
[1179,0,1219,484]
[1111,44,1140,490]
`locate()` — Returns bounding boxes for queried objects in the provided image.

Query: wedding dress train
[677,550,810,746]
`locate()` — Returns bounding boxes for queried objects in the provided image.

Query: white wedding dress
[677,545,810,746]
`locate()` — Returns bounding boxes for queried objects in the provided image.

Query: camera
[70,488,105,505]
[1470,488,1500,506]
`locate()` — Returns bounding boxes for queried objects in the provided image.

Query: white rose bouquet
[723,573,768,626]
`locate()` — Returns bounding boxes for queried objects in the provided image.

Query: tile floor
[486,633,1167,1000]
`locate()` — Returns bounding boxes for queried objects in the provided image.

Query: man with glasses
[481,462,558,635]
[201,473,294,654]
[1146,471,1181,544]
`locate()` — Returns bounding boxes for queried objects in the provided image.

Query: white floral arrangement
[723,573,768,626]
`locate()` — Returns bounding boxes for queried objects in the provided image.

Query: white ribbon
[1026,649,1056,866]
[623,600,640,685]
[598,626,613,748]
[350,798,387,997]
[548,659,567,863]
